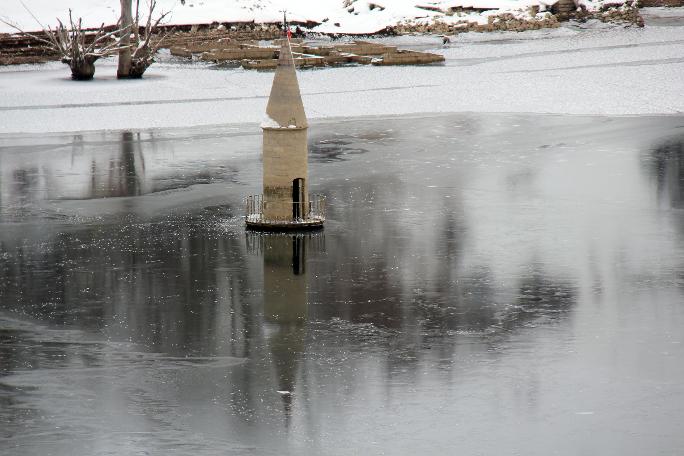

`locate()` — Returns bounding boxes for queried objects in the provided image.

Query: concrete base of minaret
[245,190,325,230]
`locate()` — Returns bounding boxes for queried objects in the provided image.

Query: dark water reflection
[1,114,684,455]
[645,134,684,209]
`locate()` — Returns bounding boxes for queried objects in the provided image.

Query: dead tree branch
[1,7,130,80]
[125,0,173,78]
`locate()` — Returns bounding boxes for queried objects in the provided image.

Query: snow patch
[260,114,281,129]
[2,24,683,134]
[260,114,297,129]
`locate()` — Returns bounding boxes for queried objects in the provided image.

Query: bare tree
[118,0,171,79]
[1,9,128,80]
[118,0,133,78]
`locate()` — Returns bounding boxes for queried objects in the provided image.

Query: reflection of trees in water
[0,175,578,434]
[303,173,578,385]
[103,131,144,197]
[645,136,684,286]
[0,132,241,211]
[0,208,253,356]
[644,135,684,209]
[0,218,325,433]
[89,131,239,198]
[0,114,585,443]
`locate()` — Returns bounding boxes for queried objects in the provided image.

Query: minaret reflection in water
[249,232,322,425]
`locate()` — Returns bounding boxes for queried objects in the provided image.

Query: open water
[1,113,683,455]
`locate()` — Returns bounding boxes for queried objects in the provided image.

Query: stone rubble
[389,1,644,36]
[0,3,647,66]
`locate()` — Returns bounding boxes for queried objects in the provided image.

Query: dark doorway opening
[292,178,304,219]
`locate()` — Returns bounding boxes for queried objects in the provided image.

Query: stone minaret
[261,38,308,221]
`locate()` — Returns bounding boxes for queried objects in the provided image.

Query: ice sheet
[1,21,682,134]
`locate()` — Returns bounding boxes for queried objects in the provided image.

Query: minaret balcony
[245,194,326,231]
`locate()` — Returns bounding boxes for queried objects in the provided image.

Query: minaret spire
[264,17,307,129]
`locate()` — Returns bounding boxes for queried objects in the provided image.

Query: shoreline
[1,12,683,135]
[0,2,658,66]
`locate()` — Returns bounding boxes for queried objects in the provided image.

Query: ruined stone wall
[390,2,645,36]
[639,0,684,6]
[391,14,561,35]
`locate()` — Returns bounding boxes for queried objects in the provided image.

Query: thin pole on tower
[281,9,291,40]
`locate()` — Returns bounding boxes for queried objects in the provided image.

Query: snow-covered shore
[0,0,630,35]
[1,13,683,135]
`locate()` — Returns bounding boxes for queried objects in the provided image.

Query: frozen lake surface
[1,16,684,134]
[1,112,683,455]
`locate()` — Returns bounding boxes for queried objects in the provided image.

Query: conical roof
[264,39,308,129]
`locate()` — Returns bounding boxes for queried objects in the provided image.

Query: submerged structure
[245,33,325,230]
